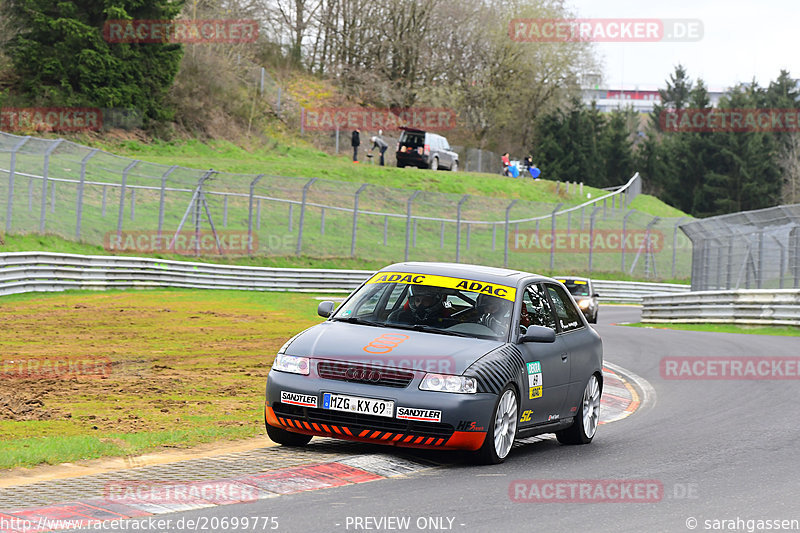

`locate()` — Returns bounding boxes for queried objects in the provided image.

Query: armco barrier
[642,289,800,326]
[0,252,688,301]
[592,280,689,303]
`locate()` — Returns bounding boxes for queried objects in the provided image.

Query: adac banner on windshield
[366,272,516,302]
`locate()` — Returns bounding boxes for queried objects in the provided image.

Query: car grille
[317,361,414,388]
[273,403,454,444]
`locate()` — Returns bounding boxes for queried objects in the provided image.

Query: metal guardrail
[641,289,800,326]
[593,280,690,303]
[0,252,689,302]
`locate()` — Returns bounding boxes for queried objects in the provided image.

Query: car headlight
[272,353,310,375]
[578,299,591,309]
[419,373,477,394]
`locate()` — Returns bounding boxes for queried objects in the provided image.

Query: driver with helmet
[388,284,449,326]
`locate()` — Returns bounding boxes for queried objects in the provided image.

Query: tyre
[430,157,439,171]
[556,373,601,445]
[474,384,518,464]
[589,312,598,324]
[451,160,458,172]
[266,421,313,447]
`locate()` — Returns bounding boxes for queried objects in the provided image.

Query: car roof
[379,262,551,287]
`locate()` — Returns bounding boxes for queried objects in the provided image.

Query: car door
[440,137,453,168]
[515,283,570,426]
[542,282,598,416]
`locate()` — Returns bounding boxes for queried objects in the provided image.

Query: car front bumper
[266,368,496,451]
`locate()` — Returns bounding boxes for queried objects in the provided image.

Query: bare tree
[779,132,800,204]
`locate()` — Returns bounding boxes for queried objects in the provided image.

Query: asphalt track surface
[67,307,800,532]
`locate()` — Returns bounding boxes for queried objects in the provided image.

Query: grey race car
[265,262,603,464]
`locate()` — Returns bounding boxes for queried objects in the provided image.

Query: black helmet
[408,285,443,319]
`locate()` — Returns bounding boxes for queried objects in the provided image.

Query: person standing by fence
[351,129,360,162]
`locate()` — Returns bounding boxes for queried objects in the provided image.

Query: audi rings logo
[362,333,410,354]
[345,367,382,382]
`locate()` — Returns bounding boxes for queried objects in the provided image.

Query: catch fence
[680,204,800,290]
[0,131,690,279]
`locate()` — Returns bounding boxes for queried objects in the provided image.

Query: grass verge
[624,323,800,336]
[0,289,325,470]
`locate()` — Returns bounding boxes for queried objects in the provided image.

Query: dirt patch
[0,384,59,421]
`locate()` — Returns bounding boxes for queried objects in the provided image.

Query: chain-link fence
[0,131,691,280]
[680,205,800,290]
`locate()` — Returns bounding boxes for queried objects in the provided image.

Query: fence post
[351,184,368,258]
[621,210,634,272]
[384,216,388,246]
[492,223,497,251]
[5,136,30,233]
[115,160,139,239]
[295,177,317,256]
[75,148,98,240]
[321,208,326,235]
[456,194,469,262]
[335,125,340,154]
[772,236,786,289]
[156,166,176,243]
[38,139,63,233]
[404,191,421,261]
[440,221,445,248]
[588,206,602,273]
[247,174,264,254]
[672,217,687,280]
[504,200,518,268]
[549,203,563,271]
[300,108,305,134]
[223,196,228,227]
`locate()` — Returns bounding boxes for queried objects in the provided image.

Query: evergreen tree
[4,0,184,121]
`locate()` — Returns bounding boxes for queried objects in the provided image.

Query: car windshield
[332,277,515,340]
[561,280,590,297]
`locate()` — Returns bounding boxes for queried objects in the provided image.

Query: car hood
[283,321,504,375]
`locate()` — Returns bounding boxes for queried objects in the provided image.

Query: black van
[396,127,459,171]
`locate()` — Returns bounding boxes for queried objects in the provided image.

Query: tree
[4,0,183,121]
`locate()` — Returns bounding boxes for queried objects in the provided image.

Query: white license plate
[322,393,394,418]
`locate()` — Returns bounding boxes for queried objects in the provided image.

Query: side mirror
[520,325,556,343]
[593,293,600,298]
[317,301,336,318]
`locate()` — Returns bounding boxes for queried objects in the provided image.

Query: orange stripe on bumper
[442,431,487,451]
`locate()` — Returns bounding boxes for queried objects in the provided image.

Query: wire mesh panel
[0,132,691,280]
[681,204,800,290]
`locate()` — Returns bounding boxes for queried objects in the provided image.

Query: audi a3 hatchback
[265,262,603,464]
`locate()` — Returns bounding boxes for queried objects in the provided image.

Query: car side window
[545,284,584,332]
[521,284,557,331]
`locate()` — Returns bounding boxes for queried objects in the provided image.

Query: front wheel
[474,384,518,464]
[451,160,458,172]
[556,373,601,445]
[266,422,313,447]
